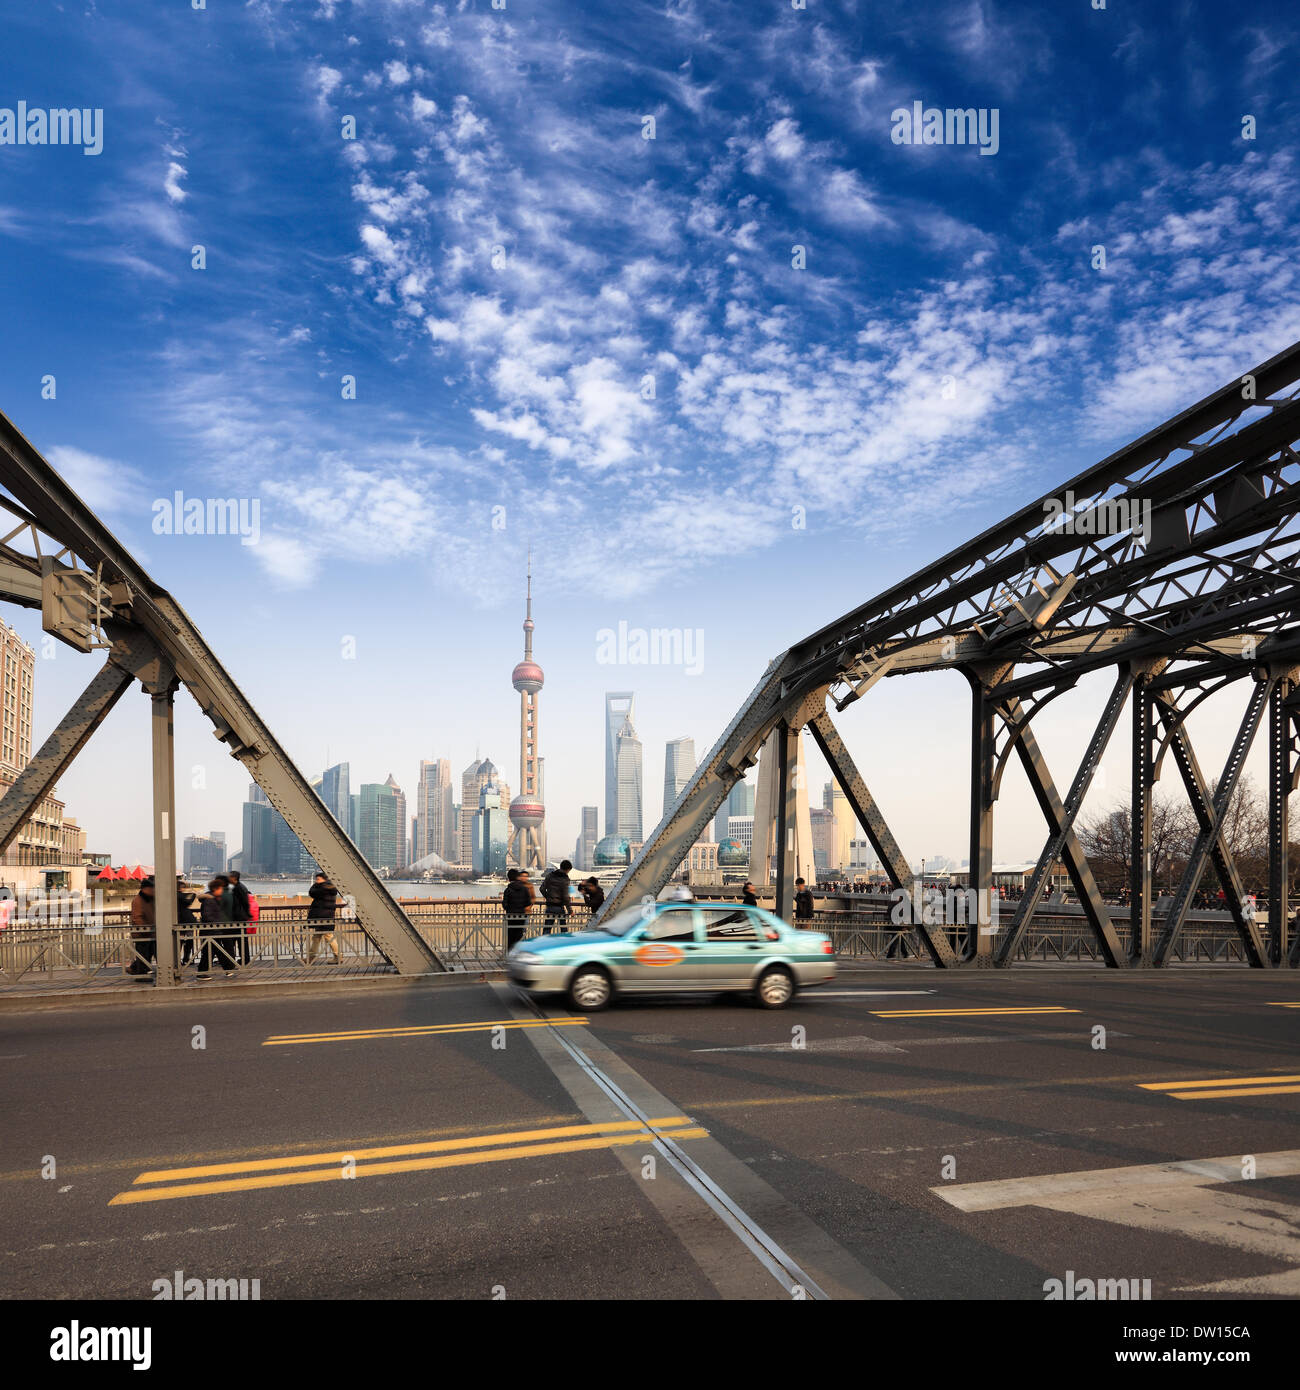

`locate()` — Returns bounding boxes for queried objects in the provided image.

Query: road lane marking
[132,1117,698,1183]
[681,1069,1259,1112]
[262,1017,589,1046]
[1267,1001,1300,1008]
[1140,1073,1300,1100]
[812,991,938,997]
[933,1150,1300,1211]
[869,1006,1081,1018]
[693,1028,1124,1054]
[109,1118,705,1205]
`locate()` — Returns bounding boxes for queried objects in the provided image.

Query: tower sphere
[512,660,544,694]
[509,794,546,826]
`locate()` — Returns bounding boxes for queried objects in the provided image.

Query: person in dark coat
[228,870,253,964]
[502,868,533,952]
[794,877,814,924]
[176,875,198,967]
[128,877,156,978]
[197,876,237,978]
[742,882,758,907]
[579,878,604,913]
[541,860,573,933]
[306,872,340,964]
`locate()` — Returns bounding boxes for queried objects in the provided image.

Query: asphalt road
[1,969,1297,1301]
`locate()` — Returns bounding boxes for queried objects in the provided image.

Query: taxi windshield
[593,907,653,937]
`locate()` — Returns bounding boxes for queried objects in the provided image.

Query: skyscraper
[714,776,754,843]
[319,762,350,830]
[473,780,510,875]
[662,737,696,821]
[0,621,34,771]
[460,759,509,866]
[415,758,454,863]
[356,782,399,870]
[614,714,643,841]
[574,805,599,871]
[823,781,855,876]
[604,692,635,836]
[385,773,408,871]
[508,559,546,869]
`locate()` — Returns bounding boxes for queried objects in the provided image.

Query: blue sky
[1,0,1297,868]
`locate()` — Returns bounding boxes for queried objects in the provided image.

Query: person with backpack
[502,868,533,952]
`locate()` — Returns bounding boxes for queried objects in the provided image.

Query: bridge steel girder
[1153,678,1275,967]
[807,711,958,967]
[0,413,442,976]
[996,674,1133,968]
[0,633,148,859]
[1154,683,1271,967]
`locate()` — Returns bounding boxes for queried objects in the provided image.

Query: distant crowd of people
[128,870,258,980]
[500,860,606,947]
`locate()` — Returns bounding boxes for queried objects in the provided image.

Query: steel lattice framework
[598,341,1300,969]
[0,412,444,982]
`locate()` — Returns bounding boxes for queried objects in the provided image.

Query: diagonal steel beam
[996,673,1133,967]
[1153,679,1274,966]
[807,711,958,967]
[0,631,153,857]
[1006,697,1129,967]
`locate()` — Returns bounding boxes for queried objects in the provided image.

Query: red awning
[95,866,117,881]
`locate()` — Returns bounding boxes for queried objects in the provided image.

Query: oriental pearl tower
[508,555,547,869]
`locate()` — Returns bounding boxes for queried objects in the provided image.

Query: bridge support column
[1129,669,1159,965]
[965,672,1000,966]
[1268,679,1298,966]
[146,661,180,988]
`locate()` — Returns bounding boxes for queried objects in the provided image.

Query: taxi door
[616,906,703,991]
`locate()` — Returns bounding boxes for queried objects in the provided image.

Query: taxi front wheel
[568,965,613,1012]
[755,966,795,1009]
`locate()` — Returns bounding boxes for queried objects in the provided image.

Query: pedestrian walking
[128,876,156,979]
[541,859,573,932]
[794,877,814,925]
[176,875,198,967]
[306,872,341,964]
[228,869,253,965]
[502,868,532,952]
[196,876,238,978]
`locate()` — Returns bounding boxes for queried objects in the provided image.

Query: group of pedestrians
[501,860,606,947]
[128,871,257,980]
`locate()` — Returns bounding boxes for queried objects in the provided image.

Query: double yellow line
[109,1116,706,1205]
[869,1005,1081,1019]
[262,1017,590,1047]
[1140,1074,1300,1102]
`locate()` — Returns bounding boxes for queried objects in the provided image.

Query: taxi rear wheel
[755,966,795,1009]
[568,964,612,1012]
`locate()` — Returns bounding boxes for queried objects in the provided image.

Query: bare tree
[1077,792,1196,892]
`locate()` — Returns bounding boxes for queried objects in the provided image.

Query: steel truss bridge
[598,341,1300,970]
[2,339,1300,979]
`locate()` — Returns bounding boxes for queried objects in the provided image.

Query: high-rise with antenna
[508,554,547,869]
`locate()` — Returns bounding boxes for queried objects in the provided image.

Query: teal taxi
[505,900,836,1011]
